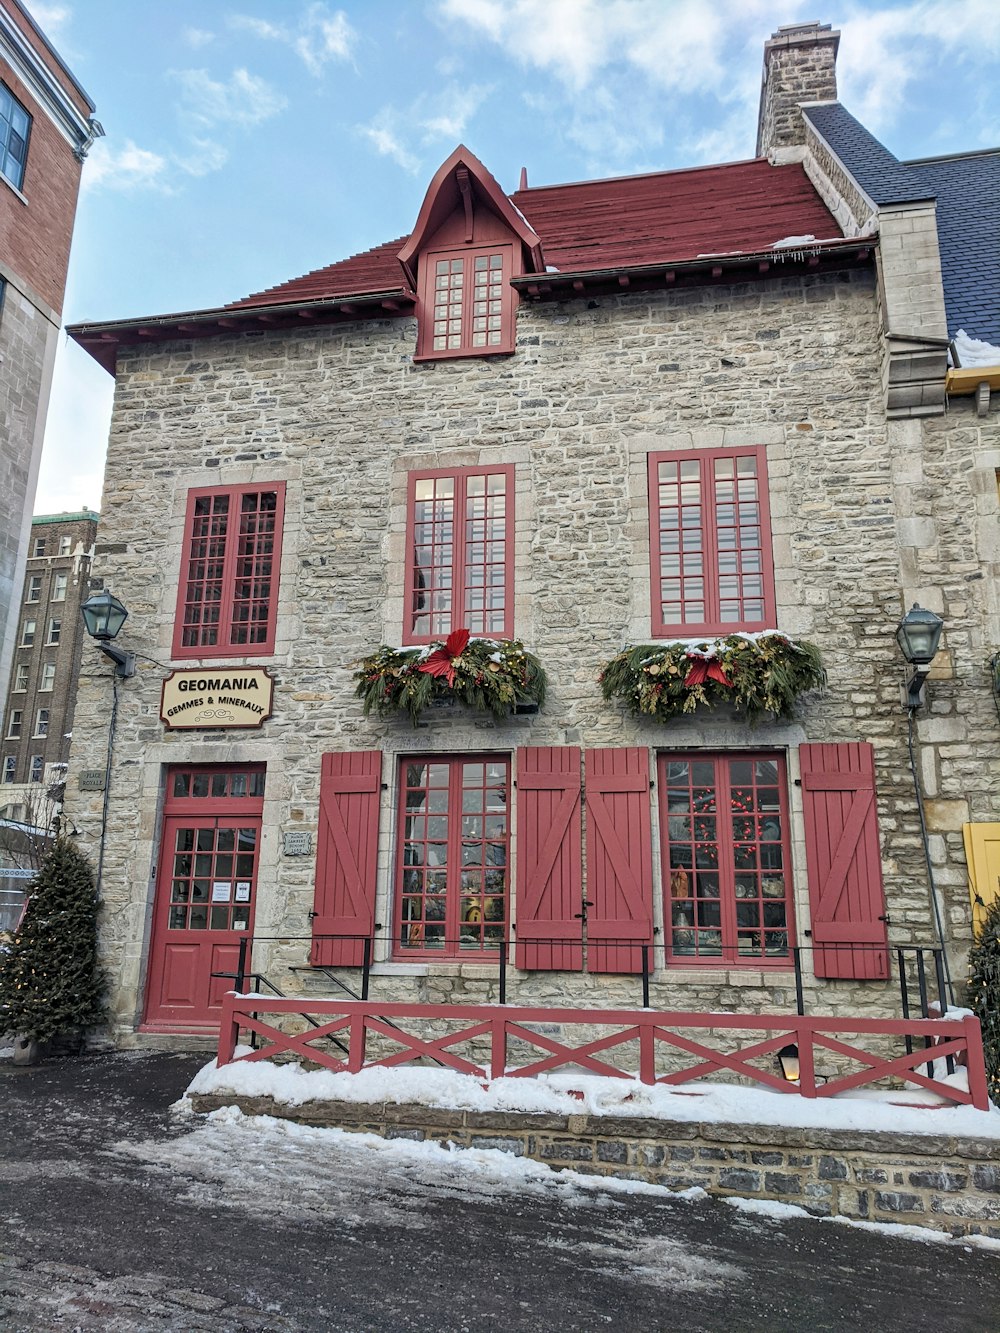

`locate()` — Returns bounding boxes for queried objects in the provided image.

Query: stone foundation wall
[190,1091,1000,1238]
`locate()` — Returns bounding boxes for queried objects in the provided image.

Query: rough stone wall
[801,121,877,237]
[190,1092,1000,1238]
[756,24,839,162]
[0,270,57,702]
[63,268,993,1037]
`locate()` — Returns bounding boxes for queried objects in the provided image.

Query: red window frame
[658,751,795,968]
[404,464,515,645]
[172,482,286,659]
[393,755,510,960]
[648,446,776,637]
[415,244,516,361]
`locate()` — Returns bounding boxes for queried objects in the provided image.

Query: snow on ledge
[185,1053,1000,1140]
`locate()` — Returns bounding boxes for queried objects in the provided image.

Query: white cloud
[359,111,420,174]
[36,339,114,515]
[183,27,215,49]
[174,137,229,177]
[82,138,170,192]
[24,2,71,38]
[175,67,288,129]
[231,4,356,76]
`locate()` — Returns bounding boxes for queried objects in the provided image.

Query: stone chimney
[756,21,840,161]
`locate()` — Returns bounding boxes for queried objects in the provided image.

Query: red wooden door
[144,766,264,1028]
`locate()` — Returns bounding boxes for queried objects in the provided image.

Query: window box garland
[599,631,824,723]
[354,628,547,726]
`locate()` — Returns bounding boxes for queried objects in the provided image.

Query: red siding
[585,748,653,974]
[312,751,382,967]
[515,747,582,971]
[800,742,889,980]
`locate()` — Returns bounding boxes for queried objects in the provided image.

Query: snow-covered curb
[184,1052,1000,1140]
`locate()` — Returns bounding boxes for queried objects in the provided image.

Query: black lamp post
[895,603,944,710]
[80,591,135,677]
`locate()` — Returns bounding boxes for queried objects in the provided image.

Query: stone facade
[63,264,991,1038]
[755,22,840,162]
[190,1091,1000,1239]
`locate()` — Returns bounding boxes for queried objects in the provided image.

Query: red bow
[418,628,470,687]
[684,657,732,688]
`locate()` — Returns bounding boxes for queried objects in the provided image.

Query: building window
[58,535,72,556]
[29,755,43,784]
[34,709,49,737]
[405,465,514,643]
[0,84,31,192]
[648,447,776,636]
[3,757,15,784]
[46,618,61,645]
[20,620,36,648]
[6,709,22,739]
[51,573,67,602]
[13,663,29,691]
[39,663,55,691]
[416,246,515,360]
[395,756,509,957]
[32,537,45,557]
[26,575,42,603]
[173,483,286,658]
[659,753,793,966]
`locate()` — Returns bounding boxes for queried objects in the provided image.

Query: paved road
[1,1050,998,1332]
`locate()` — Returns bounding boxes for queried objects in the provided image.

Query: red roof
[225,157,840,310]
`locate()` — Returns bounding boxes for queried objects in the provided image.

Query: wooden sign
[160,667,274,731]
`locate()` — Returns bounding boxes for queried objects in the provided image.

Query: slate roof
[907,150,1000,344]
[802,103,932,205]
[225,158,843,310]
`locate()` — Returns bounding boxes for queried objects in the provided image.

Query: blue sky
[28,0,1000,514]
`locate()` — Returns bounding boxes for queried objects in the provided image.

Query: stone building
[65,21,1000,1045]
[0,0,101,704]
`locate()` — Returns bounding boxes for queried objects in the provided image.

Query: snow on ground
[185,1052,1000,1140]
[725,1196,1000,1254]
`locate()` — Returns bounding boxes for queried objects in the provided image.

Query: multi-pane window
[167,824,258,932]
[47,618,61,645]
[39,663,55,691]
[648,447,775,636]
[13,663,29,691]
[2,757,15,784]
[58,536,72,556]
[29,755,43,784]
[417,246,514,359]
[0,84,31,192]
[170,767,266,801]
[659,753,793,966]
[20,620,35,647]
[405,465,514,643]
[6,709,22,739]
[26,576,42,603]
[51,574,67,602]
[174,483,285,658]
[34,709,49,737]
[396,756,509,957]
[32,538,45,558]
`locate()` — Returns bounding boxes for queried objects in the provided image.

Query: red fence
[218,995,991,1111]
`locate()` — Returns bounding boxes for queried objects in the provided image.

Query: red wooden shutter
[800,742,889,980]
[585,748,653,974]
[311,751,382,967]
[515,747,583,971]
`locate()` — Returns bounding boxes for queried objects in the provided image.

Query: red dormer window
[416,244,515,360]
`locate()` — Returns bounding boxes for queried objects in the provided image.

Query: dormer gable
[400,146,544,361]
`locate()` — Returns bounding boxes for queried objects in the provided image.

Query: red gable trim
[397,145,544,287]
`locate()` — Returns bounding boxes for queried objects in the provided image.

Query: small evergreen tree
[968,898,1000,1106]
[0,837,107,1045]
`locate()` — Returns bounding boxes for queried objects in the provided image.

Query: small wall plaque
[283,831,312,856]
[79,770,107,791]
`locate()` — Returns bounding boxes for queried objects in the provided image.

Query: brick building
[0,0,101,703]
[65,22,1000,1044]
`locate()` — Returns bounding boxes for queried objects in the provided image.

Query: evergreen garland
[354,628,547,726]
[0,837,107,1044]
[599,632,824,723]
[968,898,1000,1106]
